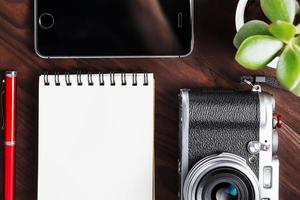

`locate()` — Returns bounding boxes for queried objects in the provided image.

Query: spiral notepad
[38,73,154,200]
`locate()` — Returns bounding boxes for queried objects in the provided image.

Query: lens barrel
[196,168,255,200]
[183,153,260,200]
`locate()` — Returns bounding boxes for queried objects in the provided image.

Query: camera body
[179,89,279,200]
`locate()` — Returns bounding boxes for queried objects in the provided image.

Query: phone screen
[35,0,193,57]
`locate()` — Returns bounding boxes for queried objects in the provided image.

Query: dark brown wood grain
[0,0,299,199]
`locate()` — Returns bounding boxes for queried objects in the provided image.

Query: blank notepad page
[38,73,154,200]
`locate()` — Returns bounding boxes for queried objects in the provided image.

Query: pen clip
[1,79,5,131]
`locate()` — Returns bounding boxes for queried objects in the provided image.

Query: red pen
[3,71,17,200]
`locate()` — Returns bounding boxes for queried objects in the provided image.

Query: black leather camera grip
[188,90,260,176]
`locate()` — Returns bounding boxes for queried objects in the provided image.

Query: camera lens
[195,168,255,200]
[212,183,238,200]
[183,154,260,200]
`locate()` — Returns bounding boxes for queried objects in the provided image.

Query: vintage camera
[179,89,280,200]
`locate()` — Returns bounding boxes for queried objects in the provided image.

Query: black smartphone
[34,0,194,58]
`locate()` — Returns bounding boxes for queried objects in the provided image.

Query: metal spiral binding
[44,72,150,86]
[88,72,94,85]
[65,73,72,86]
[54,72,60,86]
[144,73,149,86]
[44,72,49,86]
[132,73,138,86]
[99,73,104,85]
[77,71,83,86]
[110,73,116,86]
[121,73,127,86]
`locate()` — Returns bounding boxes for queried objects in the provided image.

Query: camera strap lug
[242,78,262,92]
[240,75,283,92]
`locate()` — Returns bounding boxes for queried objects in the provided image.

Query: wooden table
[0,0,299,199]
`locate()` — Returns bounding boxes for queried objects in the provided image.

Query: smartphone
[34,0,194,58]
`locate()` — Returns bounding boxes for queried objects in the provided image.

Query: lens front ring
[183,153,260,200]
[196,168,254,200]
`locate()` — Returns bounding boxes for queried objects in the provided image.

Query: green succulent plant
[234,0,300,96]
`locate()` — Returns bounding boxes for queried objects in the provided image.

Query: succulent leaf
[296,23,300,34]
[234,20,271,48]
[277,45,300,96]
[292,83,300,96]
[269,21,297,43]
[236,35,284,70]
[293,35,300,46]
[260,0,296,23]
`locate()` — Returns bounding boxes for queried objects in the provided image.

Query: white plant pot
[235,0,278,69]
